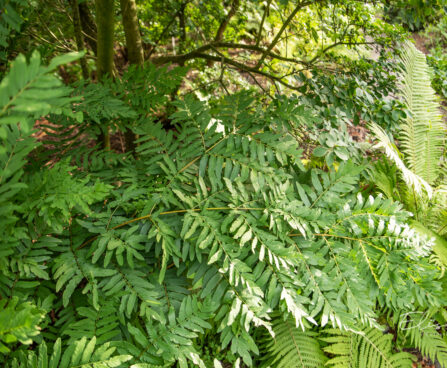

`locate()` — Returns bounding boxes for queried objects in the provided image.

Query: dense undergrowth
[0,42,445,367]
[1,1,447,367]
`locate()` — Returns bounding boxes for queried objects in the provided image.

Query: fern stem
[76,207,264,250]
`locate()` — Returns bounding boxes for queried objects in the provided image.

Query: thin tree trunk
[120,0,144,66]
[207,0,239,67]
[214,0,240,42]
[79,1,97,54]
[96,0,114,150]
[120,0,144,152]
[70,0,89,79]
[178,2,186,55]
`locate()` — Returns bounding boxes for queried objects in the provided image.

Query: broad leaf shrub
[1,52,447,368]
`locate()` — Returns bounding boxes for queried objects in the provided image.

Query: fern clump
[370,41,447,272]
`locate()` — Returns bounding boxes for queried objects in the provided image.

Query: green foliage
[399,41,445,185]
[115,62,187,114]
[296,60,405,132]
[0,0,28,60]
[0,50,82,263]
[423,17,447,101]
[2,0,447,366]
[427,49,447,100]
[369,123,433,198]
[410,221,447,268]
[0,48,446,367]
[294,58,407,167]
[384,0,446,31]
[322,327,414,368]
[366,39,447,367]
[8,337,132,368]
[370,41,447,270]
[258,314,327,368]
[397,311,447,367]
[0,51,82,136]
[0,297,45,354]
[24,160,111,233]
[46,62,187,150]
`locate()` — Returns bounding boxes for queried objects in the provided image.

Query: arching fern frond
[369,122,433,198]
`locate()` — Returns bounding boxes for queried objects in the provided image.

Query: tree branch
[150,30,376,92]
[215,42,309,66]
[255,0,315,68]
[214,0,240,42]
[152,51,301,90]
[152,41,310,67]
[255,0,272,47]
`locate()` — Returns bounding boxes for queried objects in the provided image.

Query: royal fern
[0,51,445,367]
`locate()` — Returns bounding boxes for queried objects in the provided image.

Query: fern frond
[367,159,401,201]
[399,41,446,185]
[410,220,447,271]
[259,314,327,368]
[0,50,82,290]
[0,297,44,354]
[62,304,121,345]
[322,327,414,368]
[0,51,82,133]
[398,312,447,367]
[370,122,433,198]
[9,337,132,368]
[118,296,214,368]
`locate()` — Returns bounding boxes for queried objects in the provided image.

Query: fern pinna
[1,52,446,367]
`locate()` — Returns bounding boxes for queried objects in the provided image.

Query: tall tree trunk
[79,1,97,54]
[70,0,89,79]
[120,0,144,152]
[95,0,114,150]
